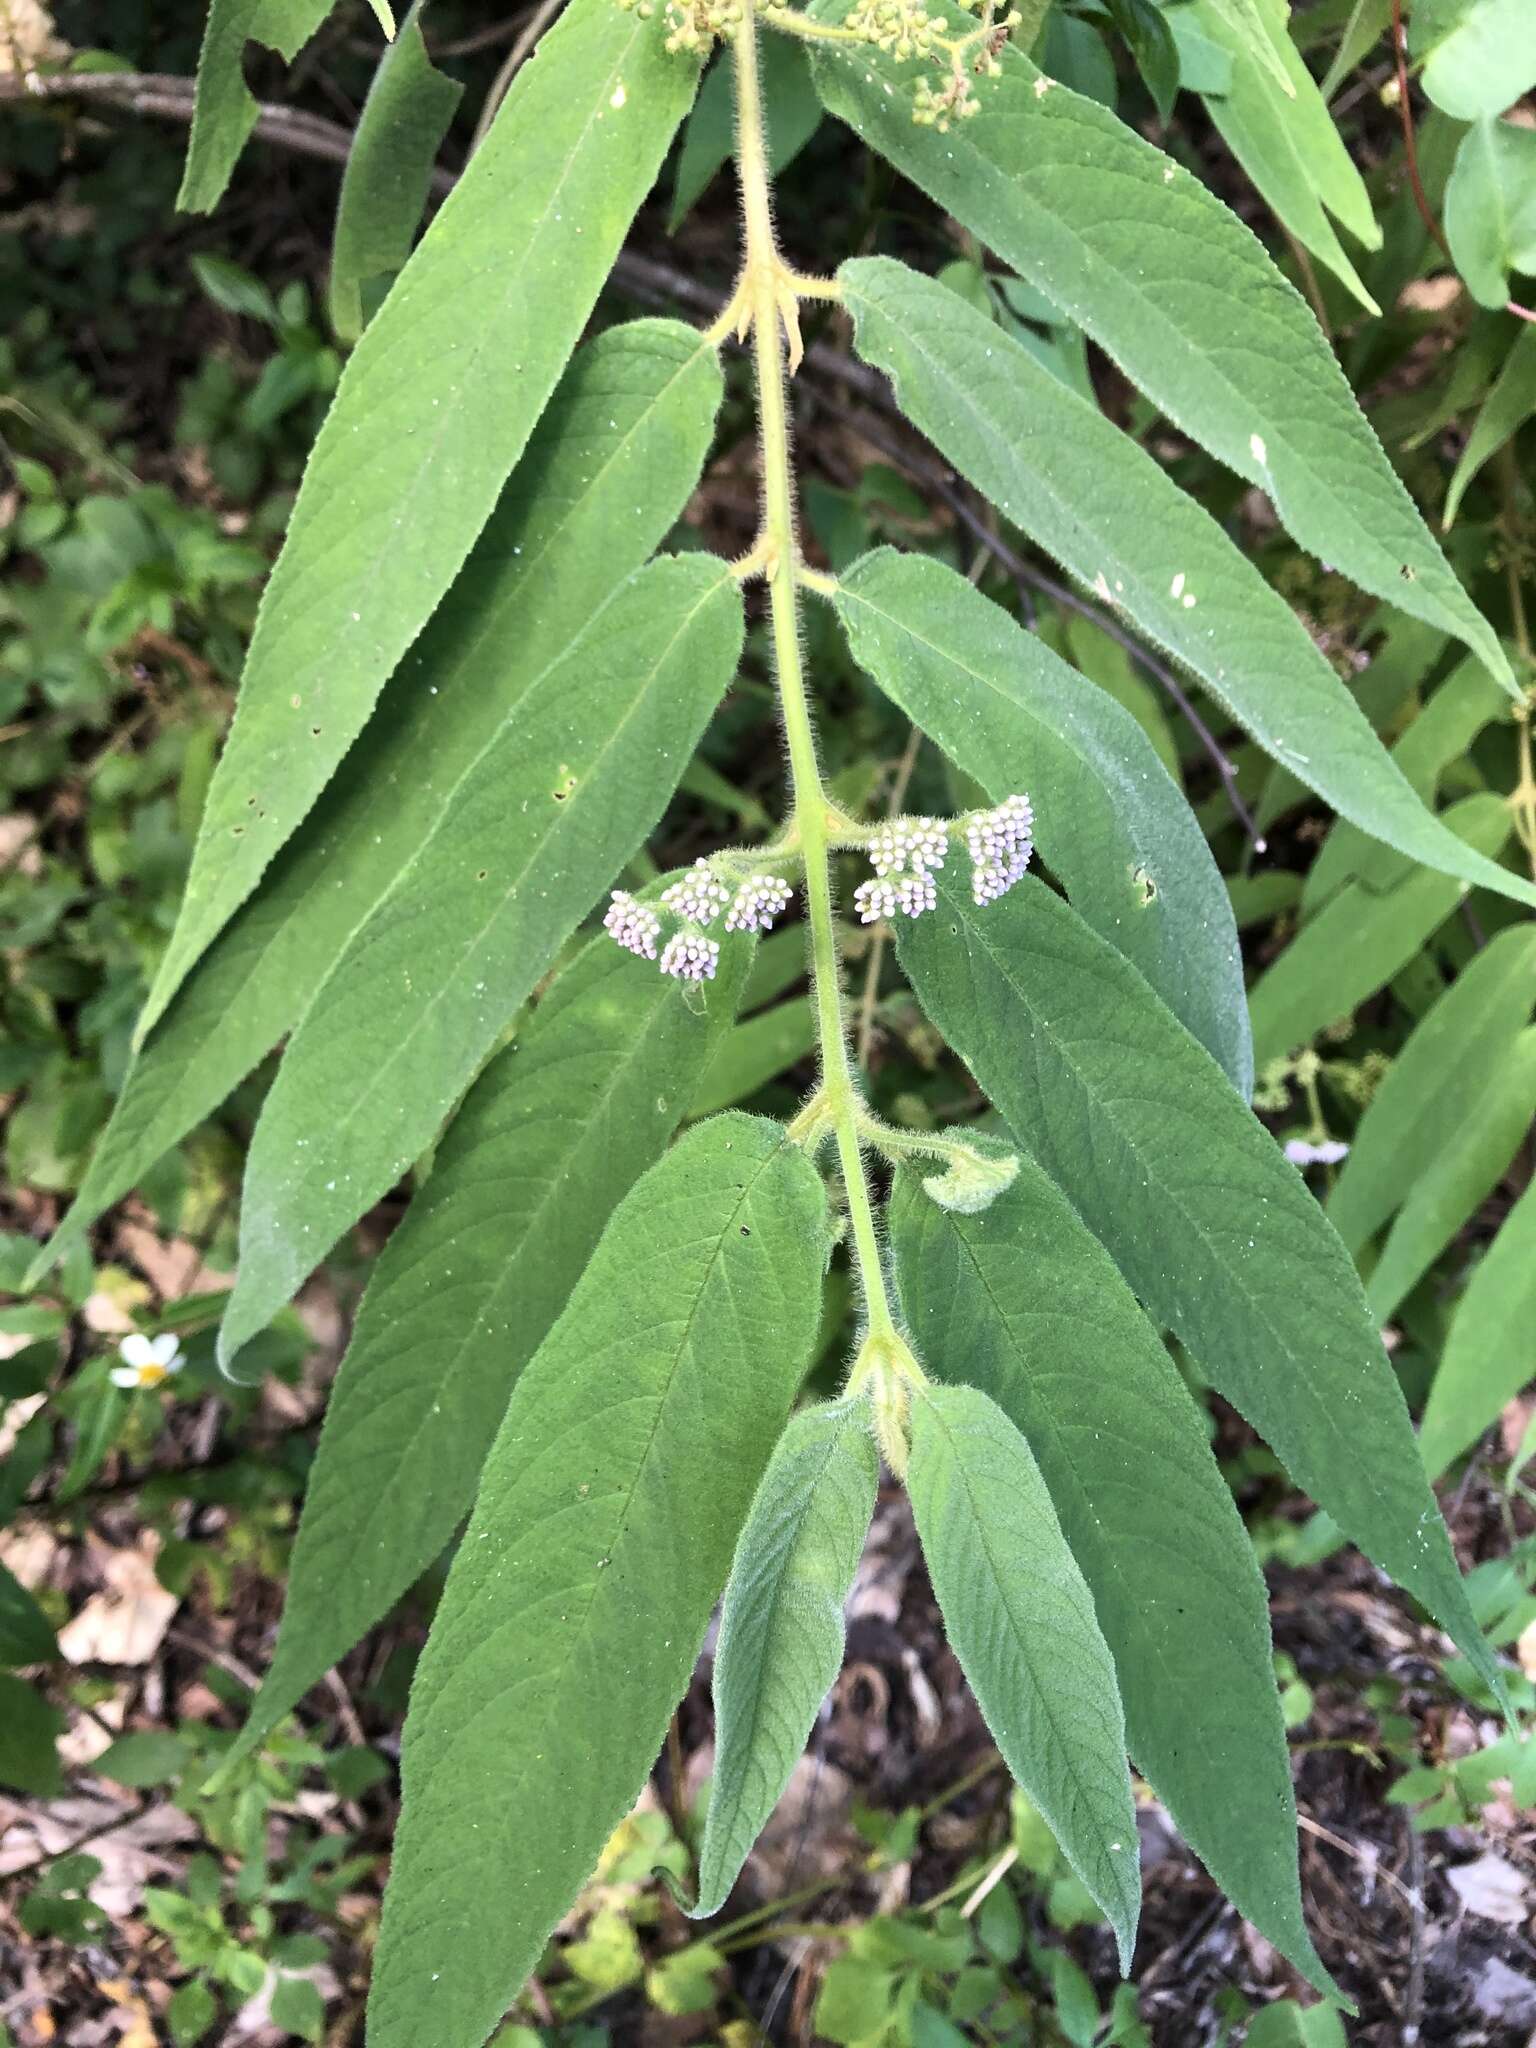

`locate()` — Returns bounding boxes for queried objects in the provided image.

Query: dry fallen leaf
[57,1533,180,1668]
[1447,1852,1529,1927]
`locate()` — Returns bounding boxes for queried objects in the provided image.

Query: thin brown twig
[1389,0,1453,266]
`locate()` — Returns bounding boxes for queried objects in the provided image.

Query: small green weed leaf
[905,1382,1140,1970]
[1420,1175,1536,1479]
[0,1675,63,1796]
[811,25,1511,685]
[897,873,1498,1692]
[0,1561,57,1668]
[145,0,699,1035]
[1365,1029,1536,1323]
[838,259,1535,910]
[1178,0,1380,311]
[1445,324,1536,525]
[35,322,722,1287]
[1248,792,1514,1068]
[329,0,463,342]
[219,556,743,1362]
[180,2,338,211]
[891,1164,1334,1993]
[831,547,1250,1095]
[670,35,821,229]
[368,1114,829,2048]
[1445,116,1536,309]
[227,925,745,1772]
[693,1400,877,1917]
[1412,0,1536,120]
[1328,925,1536,1253]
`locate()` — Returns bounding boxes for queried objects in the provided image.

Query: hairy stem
[732,6,897,1341]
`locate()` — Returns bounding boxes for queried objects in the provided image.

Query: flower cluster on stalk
[853,793,1034,925]
[604,859,795,983]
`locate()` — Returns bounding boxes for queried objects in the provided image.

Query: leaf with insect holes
[368,1114,829,2048]
[145,0,700,1037]
[179,1,341,212]
[329,0,463,342]
[810,17,1512,689]
[831,546,1250,1095]
[222,920,748,1775]
[906,1382,1140,1969]
[31,323,723,1290]
[838,258,1536,912]
[897,871,1500,1697]
[891,1163,1335,1994]
[691,1400,877,1918]
[217,556,744,1366]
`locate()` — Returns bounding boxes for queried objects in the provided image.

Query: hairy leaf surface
[812,31,1511,684]
[906,1382,1139,1969]
[219,557,744,1362]
[832,547,1250,1094]
[34,324,722,1285]
[369,1114,829,2048]
[228,928,746,1769]
[891,1164,1331,1991]
[898,874,1496,1689]
[1420,1176,1536,1479]
[693,1400,877,1918]
[840,259,1534,909]
[145,0,699,1035]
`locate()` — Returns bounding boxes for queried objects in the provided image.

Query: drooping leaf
[690,997,818,1118]
[670,35,821,230]
[368,1114,829,2048]
[1247,793,1513,1068]
[1175,0,1381,311]
[905,1381,1140,1969]
[897,872,1498,1691]
[1445,323,1536,526]
[1420,1177,1536,1478]
[1327,926,1536,1253]
[218,556,744,1362]
[837,259,1535,910]
[1365,1029,1536,1322]
[329,0,463,342]
[692,1400,878,1918]
[810,21,1513,686]
[33,322,722,1286]
[144,0,700,1037]
[226,924,747,1772]
[891,1163,1333,1993]
[830,547,1251,1094]
[1412,0,1536,121]
[180,1,338,212]
[1445,116,1536,310]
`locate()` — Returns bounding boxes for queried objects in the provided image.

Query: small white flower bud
[661,858,731,926]
[725,875,793,933]
[604,890,661,959]
[659,932,720,981]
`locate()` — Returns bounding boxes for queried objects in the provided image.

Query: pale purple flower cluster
[868,817,949,877]
[966,793,1034,906]
[659,931,720,981]
[854,871,937,924]
[604,891,661,959]
[662,858,731,925]
[726,875,793,933]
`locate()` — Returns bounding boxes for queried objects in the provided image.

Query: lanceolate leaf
[1420,1176,1536,1479]
[891,1165,1333,1994]
[180,1,338,213]
[329,0,463,343]
[219,557,744,1362]
[693,1400,878,1918]
[1445,323,1536,527]
[33,324,722,1286]
[897,873,1498,1692]
[1247,792,1513,1068]
[810,25,1513,687]
[838,259,1536,910]
[143,0,700,1037]
[690,997,818,1118]
[1327,926,1536,1254]
[831,548,1251,1095]
[226,926,747,1772]
[369,1115,829,2048]
[905,1382,1140,1969]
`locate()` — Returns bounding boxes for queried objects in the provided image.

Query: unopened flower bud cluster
[605,860,795,983]
[853,793,1033,925]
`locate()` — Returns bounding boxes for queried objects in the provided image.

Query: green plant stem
[733,7,897,1342]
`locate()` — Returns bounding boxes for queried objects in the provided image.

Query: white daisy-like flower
[110,1332,184,1390]
[966,792,1034,905]
[604,890,661,960]
[725,875,793,934]
[661,859,731,927]
[659,932,720,981]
